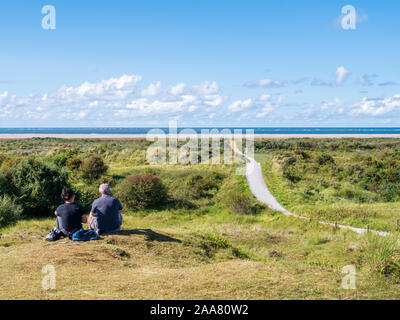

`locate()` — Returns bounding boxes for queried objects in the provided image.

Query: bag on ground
[45,228,65,242]
[71,229,99,241]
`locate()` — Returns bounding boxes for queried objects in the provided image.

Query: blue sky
[0,0,400,127]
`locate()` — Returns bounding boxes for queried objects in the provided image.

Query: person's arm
[54,210,58,216]
[90,201,97,217]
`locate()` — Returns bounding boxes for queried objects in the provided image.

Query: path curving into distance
[232,141,389,237]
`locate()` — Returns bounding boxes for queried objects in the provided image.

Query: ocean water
[0,127,400,135]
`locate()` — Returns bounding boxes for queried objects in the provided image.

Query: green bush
[66,158,82,171]
[378,182,400,202]
[316,153,335,166]
[282,166,301,183]
[0,196,23,228]
[74,187,99,212]
[51,153,70,167]
[185,172,224,199]
[11,158,69,215]
[81,156,108,181]
[0,168,17,197]
[119,174,167,210]
[0,171,5,196]
[226,192,253,215]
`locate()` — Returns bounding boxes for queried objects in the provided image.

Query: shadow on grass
[105,229,182,243]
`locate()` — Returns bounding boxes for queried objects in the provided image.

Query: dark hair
[61,188,74,201]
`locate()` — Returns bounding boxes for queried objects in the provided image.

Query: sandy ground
[1,134,400,139]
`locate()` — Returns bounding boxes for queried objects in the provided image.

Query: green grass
[2,206,400,299]
[1,138,400,299]
[259,147,400,232]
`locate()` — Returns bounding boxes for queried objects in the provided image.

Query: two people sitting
[55,183,123,237]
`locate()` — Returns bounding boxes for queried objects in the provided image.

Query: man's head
[99,183,111,196]
[61,188,75,202]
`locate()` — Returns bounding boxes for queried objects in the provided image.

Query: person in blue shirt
[89,184,123,234]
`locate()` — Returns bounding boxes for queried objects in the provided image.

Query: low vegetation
[0,138,400,299]
[256,138,400,232]
[119,174,167,210]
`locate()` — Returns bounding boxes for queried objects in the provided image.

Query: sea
[0,127,399,135]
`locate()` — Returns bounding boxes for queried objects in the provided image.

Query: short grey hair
[99,183,111,195]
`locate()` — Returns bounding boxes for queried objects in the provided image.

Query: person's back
[90,186,123,233]
[55,188,87,236]
[56,203,85,234]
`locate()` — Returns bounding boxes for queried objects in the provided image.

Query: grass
[2,205,400,299]
[1,138,400,299]
[259,149,400,232]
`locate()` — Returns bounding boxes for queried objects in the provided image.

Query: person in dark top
[55,188,87,236]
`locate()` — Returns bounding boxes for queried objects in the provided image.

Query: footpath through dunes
[231,141,389,237]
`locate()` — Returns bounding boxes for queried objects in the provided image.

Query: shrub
[81,156,108,181]
[74,187,99,212]
[0,171,5,196]
[0,196,23,228]
[51,153,70,167]
[316,153,335,166]
[119,174,167,210]
[282,166,301,183]
[378,182,400,202]
[185,172,224,199]
[0,168,17,197]
[66,158,82,171]
[11,158,69,215]
[227,192,253,215]
[205,233,230,249]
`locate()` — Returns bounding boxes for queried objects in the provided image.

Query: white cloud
[350,94,400,116]
[0,75,227,123]
[0,91,9,106]
[321,98,342,110]
[336,66,350,84]
[193,81,219,95]
[141,81,161,97]
[259,94,271,101]
[170,82,186,96]
[228,99,253,113]
[204,95,223,107]
[256,103,274,118]
[255,95,284,118]
[57,74,142,102]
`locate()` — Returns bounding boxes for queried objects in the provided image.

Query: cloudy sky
[0,0,400,127]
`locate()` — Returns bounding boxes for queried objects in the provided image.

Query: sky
[0,0,400,127]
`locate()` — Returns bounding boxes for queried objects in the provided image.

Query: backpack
[71,229,99,241]
[45,228,65,242]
